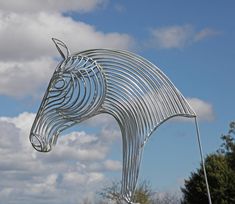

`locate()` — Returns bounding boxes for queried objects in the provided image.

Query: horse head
[30,39,196,203]
[30,39,106,152]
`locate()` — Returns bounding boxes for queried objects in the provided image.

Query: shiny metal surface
[30,39,211,203]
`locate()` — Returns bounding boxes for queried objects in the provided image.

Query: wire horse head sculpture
[30,39,212,204]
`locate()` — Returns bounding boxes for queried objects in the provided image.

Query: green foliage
[98,180,181,204]
[98,181,123,204]
[132,181,153,204]
[219,121,235,170]
[181,121,235,204]
[181,154,235,204]
[98,180,154,204]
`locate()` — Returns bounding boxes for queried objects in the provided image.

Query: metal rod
[194,117,212,204]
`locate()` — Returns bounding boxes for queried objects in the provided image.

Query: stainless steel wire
[30,39,212,204]
[195,118,212,204]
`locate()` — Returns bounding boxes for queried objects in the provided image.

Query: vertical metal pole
[194,117,212,204]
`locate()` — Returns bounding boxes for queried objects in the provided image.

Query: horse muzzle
[30,133,52,152]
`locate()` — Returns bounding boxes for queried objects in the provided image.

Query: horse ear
[52,38,70,59]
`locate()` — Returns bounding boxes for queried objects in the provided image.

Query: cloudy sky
[0,0,234,203]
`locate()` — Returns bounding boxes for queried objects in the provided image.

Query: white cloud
[187,98,215,121]
[85,113,116,127]
[170,98,215,122]
[114,3,126,12]
[0,11,133,98]
[149,25,218,49]
[151,25,194,49]
[104,160,122,171]
[0,112,36,150]
[0,12,133,61]
[84,114,122,143]
[194,28,220,42]
[0,0,107,13]
[63,171,104,187]
[0,112,122,203]
[0,58,56,97]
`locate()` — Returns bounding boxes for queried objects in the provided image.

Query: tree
[132,181,154,204]
[99,181,123,204]
[219,121,235,170]
[181,154,235,204]
[98,180,181,204]
[98,180,154,204]
[181,121,235,204]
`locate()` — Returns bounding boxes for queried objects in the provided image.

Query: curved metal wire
[30,39,212,204]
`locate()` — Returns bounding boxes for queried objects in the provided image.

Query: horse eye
[54,79,65,89]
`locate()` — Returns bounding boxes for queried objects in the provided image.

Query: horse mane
[77,49,195,140]
[75,49,195,202]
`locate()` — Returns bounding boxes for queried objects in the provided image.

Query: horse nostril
[30,133,52,152]
[30,133,43,152]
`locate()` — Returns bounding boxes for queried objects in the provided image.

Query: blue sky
[0,0,234,203]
